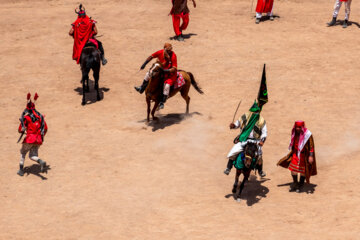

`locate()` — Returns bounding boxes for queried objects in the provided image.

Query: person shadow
[328,20,360,28]
[140,111,202,132]
[277,182,317,194]
[255,15,280,22]
[225,175,270,206]
[74,79,110,105]
[23,164,51,180]
[169,33,198,41]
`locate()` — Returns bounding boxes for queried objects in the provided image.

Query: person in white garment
[224,101,267,177]
[328,0,352,28]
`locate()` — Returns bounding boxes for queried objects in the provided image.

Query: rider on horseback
[69,4,107,65]
[224,101,267,177]
[135,43,177,109]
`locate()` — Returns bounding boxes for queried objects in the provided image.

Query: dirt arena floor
[1,0,360,239]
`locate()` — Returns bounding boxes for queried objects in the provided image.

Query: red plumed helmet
[26,92,38,110]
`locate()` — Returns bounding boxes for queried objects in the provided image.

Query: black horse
[232,142,259,202]
[80,44,101,105]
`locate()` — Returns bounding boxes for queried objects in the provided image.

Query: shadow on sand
[139,112,202,132]
[74,79,110,105]
[327,20,360,28]
[169,33,198,40]
[23,164,51,180]
[225,175,270,206]
[277,182,317,194]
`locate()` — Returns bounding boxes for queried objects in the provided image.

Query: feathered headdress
[26,92,39,110]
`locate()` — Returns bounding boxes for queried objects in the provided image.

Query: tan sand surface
[1,0,360,239]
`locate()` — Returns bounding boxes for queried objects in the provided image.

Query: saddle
[170,72,186,92]
[84,39,99,49]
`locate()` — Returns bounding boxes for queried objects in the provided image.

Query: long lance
[232,99,242,123]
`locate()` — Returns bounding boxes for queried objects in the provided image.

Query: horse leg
[181,86,191,114]
[93,69,100,101]
[146,97,151,122]
[86,75,90,92]
[151,101,160,121]
[81,72,87,105]
[233,170,240,194]
[238,171,250,202]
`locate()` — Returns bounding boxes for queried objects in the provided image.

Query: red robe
[72,15,96,64]
[18,114,48,145]
[256,0,274,13]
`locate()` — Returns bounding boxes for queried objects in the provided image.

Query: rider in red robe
[69,5,107,65]
[255,0,274,24]
[17,93,48,176]
[135,43,178,109]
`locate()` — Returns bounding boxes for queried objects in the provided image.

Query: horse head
[146,63,164,95]
[243,142,258,169]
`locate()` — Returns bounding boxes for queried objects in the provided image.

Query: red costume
[71,14,97,64]
[18,93,48,145]
[171,0,191,37]
[151,49,177,86]
[256,0,274,14]
[288,121,313,174]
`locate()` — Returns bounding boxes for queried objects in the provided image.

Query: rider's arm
[69,26,74,36]
[191,0,196,8]
[165,53,177,73]
[140,56,154,70]
[260,123,267,143]
[230,120,240,129]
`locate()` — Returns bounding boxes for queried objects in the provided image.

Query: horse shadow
[23,164,51,180]
[141,111,202,132]
[328,20,360,28]
[169,33,197,40]
[225,175,270,206]
[73,79,110,105]
[277,182,317,194]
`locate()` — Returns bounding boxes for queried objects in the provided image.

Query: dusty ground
[1,0,360,239]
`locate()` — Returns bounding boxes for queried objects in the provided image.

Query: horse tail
[188,72,204,94]
[86,54,95,70]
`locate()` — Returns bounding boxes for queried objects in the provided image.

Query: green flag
[257,64,268,109]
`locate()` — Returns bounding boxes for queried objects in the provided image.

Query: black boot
[343,19,348,28]
[289,174,298,192]
[224,159,233,175]
[327,17,337,26]
[257,163,266,178]
[297,176,305,193]
[17,164,24,176]
[158,94,168,110]
[135,80,149,94]
[97,40,107,65]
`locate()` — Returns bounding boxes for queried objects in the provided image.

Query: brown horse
[145,63,203,121]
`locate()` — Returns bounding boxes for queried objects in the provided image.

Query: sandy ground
[1,0,360,239]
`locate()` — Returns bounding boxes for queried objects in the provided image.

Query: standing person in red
[277,121,317,193]
[17,93,48,177]
[69,4,107,65]
[327,0,352,28]
[135,43,177,109]
[255,0,274,24]
[170,0,196,41]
